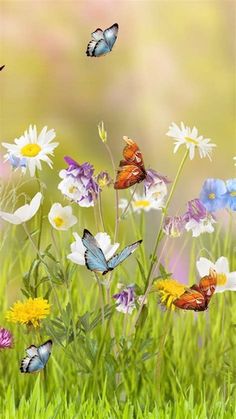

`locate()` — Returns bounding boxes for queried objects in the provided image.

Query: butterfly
[173,269,217,312]
[114,136,147,189]
[20,340,52,373]
[86,23,118,57]
[82,229,142,275]
[0,65,5,71]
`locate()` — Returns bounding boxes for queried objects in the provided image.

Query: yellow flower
[5,298,50,328]
[153,279,186,310]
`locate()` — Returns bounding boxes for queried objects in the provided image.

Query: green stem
[132,149,189,330]
[94,273,105,324]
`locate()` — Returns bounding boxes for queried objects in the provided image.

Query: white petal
[196,257,215,277]
[0,211,22,224]
[215,256,229,274]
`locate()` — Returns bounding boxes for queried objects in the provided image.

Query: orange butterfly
[114,136,147,189]
[173,269,217,312]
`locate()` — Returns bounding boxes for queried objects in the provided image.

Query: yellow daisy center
[153,279,186,310]
[216,273,227,286]
[208,193,216,200]
[21,143,41,157]
[53,216,65,228]
[185,137,198,145]
[133,200,150,208]
[230,191,236,197]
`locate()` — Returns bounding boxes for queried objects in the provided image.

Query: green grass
[0,169,236,418]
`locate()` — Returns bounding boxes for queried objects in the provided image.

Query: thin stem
[94,273,105,324]
[104,142,120,241]
[132,149,189,330]
[97,192,106,231]
[119,185,137,220]
[23,223,63,314]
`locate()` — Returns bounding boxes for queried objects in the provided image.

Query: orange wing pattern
[173,269,217,312]
[114,137,146,189]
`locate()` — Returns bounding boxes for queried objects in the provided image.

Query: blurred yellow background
[1,0,235,211]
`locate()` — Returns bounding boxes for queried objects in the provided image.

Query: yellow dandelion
[5,297,50,328]
[153,279,186,310]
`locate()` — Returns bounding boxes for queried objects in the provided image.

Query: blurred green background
[1,1,235,190]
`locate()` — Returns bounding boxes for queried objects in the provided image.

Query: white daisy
[196,256,236,293]
[67,232,120,266]
[185,214,216,237]
[166,122,216,160]
[132,193,164,213]
[48,203,78,231]
[0,192,42,225]
[2,125,58,177]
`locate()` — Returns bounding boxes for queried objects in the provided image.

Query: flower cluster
[163,199,215,238]
[200,178,236,212]
[58,157,100,207]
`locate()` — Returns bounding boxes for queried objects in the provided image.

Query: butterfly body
[86,23,118,57]
[173,271,217,312]
[82,229,142,275]
[20,340,52,373]
[114,137,147,189]
[0,65,5,71]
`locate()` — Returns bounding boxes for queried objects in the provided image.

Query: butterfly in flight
[82,229,142,275]
[114,136,147,189]
[20,340,52,373]
[0,65,5,71]
[173,269,217,312]
[86,23,119,57]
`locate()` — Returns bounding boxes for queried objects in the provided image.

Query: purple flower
[223,179,236,211]
[58,157,100,207]
[184,199,208,223]
[144,169,170,200]
[184,199,216,238]
[163,216,186,237]
[113,285,136,314]
[96,171,112,188]
[0,327,13,349]
[199,179,227,212]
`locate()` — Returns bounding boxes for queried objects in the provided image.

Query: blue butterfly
[20,340,52,373]
[82,229,142,275]
[86,23,119,57]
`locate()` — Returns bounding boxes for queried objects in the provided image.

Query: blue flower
[224,179,236,211]
[199,179,227,212]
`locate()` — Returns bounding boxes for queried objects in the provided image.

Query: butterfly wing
[174,287,206,311]
[114,137,146,189]
[93,39,111,57]
[20,356,44,373]
[107,240,142,270]
[198,269,217,306]
[91,28,104,41]
[103,23,118,50]
[26,345,38,357]
[37,340,53,365]
[82,229,109,274]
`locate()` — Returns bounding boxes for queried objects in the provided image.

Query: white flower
[196,256,236,293]
[67,232,120,265]
[118,198,129,211]
[234,157,236,166]
[166,122,216,160]
[132,193,164,213]
[185,214,216,237]
[48,203,77,231]
[0,192,42,225]
[2,125,58,177]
